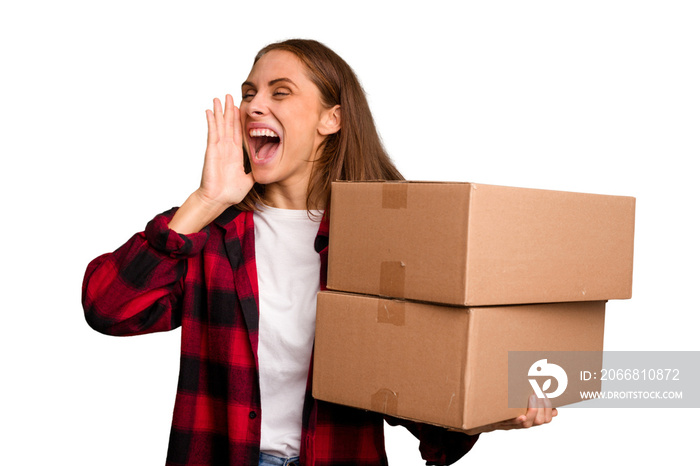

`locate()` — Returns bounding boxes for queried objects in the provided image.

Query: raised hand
[168,95,255,234]
[197,94,254,207]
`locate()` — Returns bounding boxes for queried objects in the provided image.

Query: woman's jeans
[258,452,300,466]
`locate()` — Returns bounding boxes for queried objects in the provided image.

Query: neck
[263,183,325,211]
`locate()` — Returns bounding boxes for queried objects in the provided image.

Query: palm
[199,95,254,206]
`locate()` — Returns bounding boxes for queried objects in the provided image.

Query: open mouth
[249,127,281,163]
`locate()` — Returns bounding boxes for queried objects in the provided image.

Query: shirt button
[249,411,257,419]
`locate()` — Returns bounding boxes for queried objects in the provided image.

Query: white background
[2,1,698,464]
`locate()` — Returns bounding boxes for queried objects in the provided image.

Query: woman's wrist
[168,190,230,235]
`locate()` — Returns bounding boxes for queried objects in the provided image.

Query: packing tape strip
[382,183,408,209]
[379,261,406,298]
[377,299,406,326]
[371,388,399,416]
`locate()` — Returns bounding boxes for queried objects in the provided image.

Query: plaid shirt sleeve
[82,208,209,336]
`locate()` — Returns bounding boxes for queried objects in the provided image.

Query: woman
[82,39,554,466]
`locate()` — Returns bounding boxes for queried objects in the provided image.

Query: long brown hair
[236,39,404,212]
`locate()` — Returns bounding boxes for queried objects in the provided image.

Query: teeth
[249,128,279,138]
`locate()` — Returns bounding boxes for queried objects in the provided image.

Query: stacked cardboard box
[313,181,635,431]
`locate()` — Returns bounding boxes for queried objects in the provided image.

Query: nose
[244,93,268,118]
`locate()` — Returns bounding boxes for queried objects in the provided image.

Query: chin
[249,165,280,186]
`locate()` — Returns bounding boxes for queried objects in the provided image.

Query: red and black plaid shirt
[82,207,478,465]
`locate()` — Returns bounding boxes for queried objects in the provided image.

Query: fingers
[224,94,234,139]
[520,395,556,428]
[206,97,225,147]
[213,97,226,140]
[207,95,241,145]
[533,397,547,426]
[206,109,217,145]
[226,94,243,146]
[476,397,560,434]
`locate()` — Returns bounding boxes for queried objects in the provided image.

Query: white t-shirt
[254,205,322,458]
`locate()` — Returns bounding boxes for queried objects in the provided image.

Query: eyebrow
[241,77,297,89]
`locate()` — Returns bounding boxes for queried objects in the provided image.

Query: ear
[318,105,341,136]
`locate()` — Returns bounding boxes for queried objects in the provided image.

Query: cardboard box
[313,291,606,431]
[327,181,635,306]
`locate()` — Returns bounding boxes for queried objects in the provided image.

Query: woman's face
[240,50,339,199]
